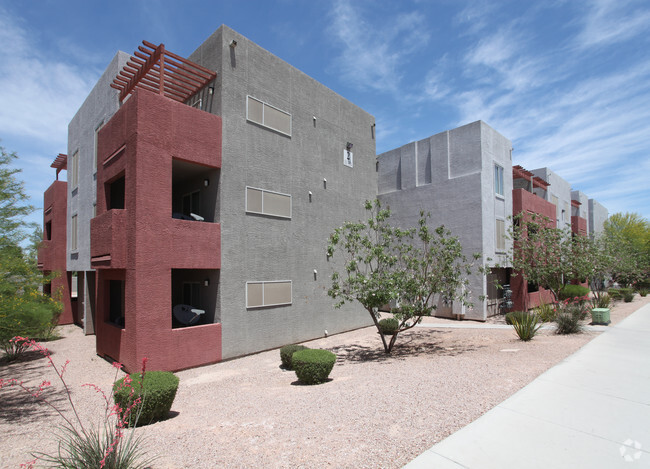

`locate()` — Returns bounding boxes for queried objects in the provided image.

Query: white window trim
[245,186,292,219]
[494,163,504,198]
[246,280,292,309]
[246,95,292,137]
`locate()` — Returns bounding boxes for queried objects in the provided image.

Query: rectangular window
[246,96,291,136]
[496,219,506,252]
[494,164,504,196]
[246,187,291,218]
[71,214,78,251]
[71,150,79,188]
[246,280,292,308]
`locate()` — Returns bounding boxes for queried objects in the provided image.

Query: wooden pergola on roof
[512,165,550,189]
[51,153,67,180]
[110,40,216,103]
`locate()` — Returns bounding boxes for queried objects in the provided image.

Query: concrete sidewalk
[405,302,650,468]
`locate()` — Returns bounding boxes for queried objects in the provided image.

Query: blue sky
[1,0,649,229]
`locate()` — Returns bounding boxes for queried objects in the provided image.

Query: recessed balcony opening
[45,221,52,241]
[171,268,219,328]
[108,279,125,328]
[171,159,219,223]
[105,174,125,210]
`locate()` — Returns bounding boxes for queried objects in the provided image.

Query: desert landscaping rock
[1,295,647,468]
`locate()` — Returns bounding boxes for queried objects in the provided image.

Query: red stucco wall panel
[94,89,222,372]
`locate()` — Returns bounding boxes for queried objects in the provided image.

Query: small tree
[327,200,479,353]
[508,212,591,303]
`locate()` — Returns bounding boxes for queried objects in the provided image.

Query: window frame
[246,95,292,137]
[494,164,504,197]
[246,280,292,309]
[245,186,292,219]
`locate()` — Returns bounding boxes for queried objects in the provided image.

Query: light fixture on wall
[204,279,210,287]
[313,269,318,280]
[230,39,237,48]
[208,86,214,95]
[323,178,327,189]
[346,142,353,151]
[309,190,313,202]
[204,179,210,187]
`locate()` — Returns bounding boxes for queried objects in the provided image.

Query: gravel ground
[2,295,648,468]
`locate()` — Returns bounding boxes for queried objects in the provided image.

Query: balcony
[91,209,127,269]
[169,219,221,269]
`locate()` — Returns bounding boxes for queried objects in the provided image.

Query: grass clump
[590,293,611,309]
[533,302,556,322]
[511,313,542,341]
[623,292,635,302]
[114,371,179,426]
[280,344,309,370]
[505,311,528,325]
[292,349,336,385]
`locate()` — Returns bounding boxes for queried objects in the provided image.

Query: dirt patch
[2,295,648,468]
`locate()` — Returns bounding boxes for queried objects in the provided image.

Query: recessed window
[494,164,504,197]
[246,187,291,218]
[71,214,78,251]
[45,221,52,241]
[496,219,506,252]
[246,280,292,308]
[246,96,291,136]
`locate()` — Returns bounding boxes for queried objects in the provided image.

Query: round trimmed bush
[378,318,399,335]
[505,311,528,325]
[624,292,634,302]
[292,349,336,385]
[113,371,179,426]
[280,344,308,370]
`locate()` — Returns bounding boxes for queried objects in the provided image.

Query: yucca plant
[510,313,542,341]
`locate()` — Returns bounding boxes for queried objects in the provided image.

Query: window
[496,219,506,252]
[71,214,78,251]
[246,281,292,308]
[494,164,504,196]
[246,187,291,218]
[246,96,291,136]
[71,150,79,189]
[45,221,52,241]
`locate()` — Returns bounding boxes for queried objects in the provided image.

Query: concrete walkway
[405,302,650,468]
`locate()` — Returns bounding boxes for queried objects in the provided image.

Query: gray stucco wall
[589,199,609,237]
[190,26,377,359]
[67,51,130,272]
[377,121,512,320]
[571,190,589,225]
[531,167,572,230]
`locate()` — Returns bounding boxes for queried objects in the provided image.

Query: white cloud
[574,0,650,49]
[0,8,99,149]
[327,0,430,95]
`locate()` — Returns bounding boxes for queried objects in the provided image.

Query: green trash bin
[591,308,611,325]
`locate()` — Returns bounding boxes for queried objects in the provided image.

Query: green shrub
[590,293,611,309]
[558,285,590,302]
[292,349,336,385]
[280,344,308,370]
[639,289,649,297]
[623,292,634,302]
[619,287,633,296]
[113,371,179,426]
[378,317,399,335]
[505,311,528,325]
[511,313,542,341]
[0,294,60,360]
[533,303,556,322]
[608,288,622,300]
[555,303,584,335]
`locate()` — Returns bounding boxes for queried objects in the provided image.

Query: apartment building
[377,121,513,320]
[41,25,376,372]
